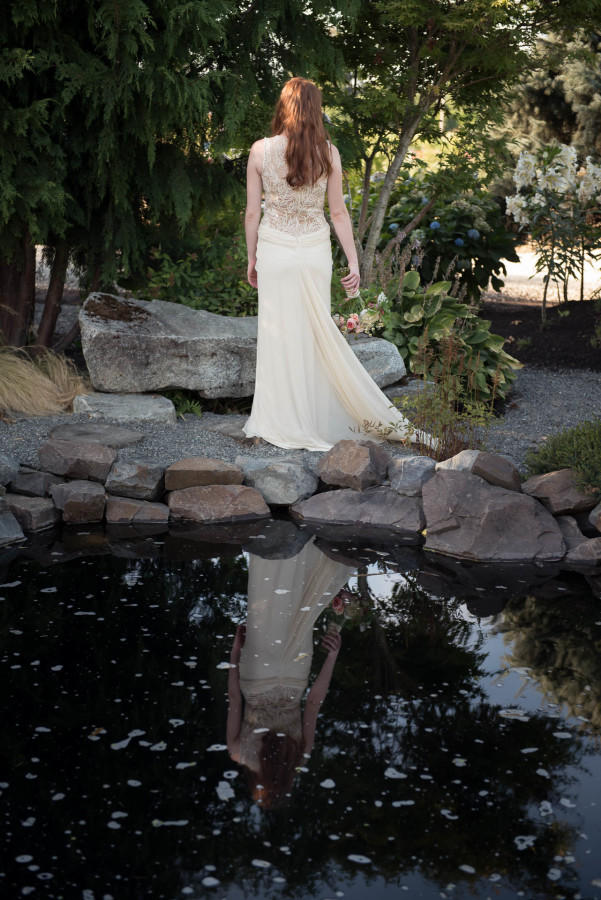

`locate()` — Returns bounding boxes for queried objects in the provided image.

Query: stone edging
[1,439,600,568]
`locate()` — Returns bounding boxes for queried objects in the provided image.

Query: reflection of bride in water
[227,537,355,808]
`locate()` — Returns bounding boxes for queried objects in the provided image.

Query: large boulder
[522,468,597,516]
[0,453,19,486]
[167,484,270,523]
[235,455,318,506]
[73,392,177,425]
[38,440,117,483]
[106,496,169,526]
[437,450,522,493]
[50,481,106,524]
[388,455,436,497]
[422,469,566,563]
[165,458,244,491]
[5,495,60,532]
[79,293,407,398]
[105,459,165,500]
[0,499,25,547]
[9,467,62,498]
[291,487,425,535]
[316,440,391,491]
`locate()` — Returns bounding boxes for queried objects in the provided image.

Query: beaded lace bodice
[262,134,328,236]
[239,683,304,772]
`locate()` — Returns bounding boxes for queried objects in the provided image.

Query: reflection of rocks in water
[241,517,311,560]
[417,556,567,603]
[497,594,601,733]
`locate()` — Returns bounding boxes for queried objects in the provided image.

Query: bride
[243,76,417,452]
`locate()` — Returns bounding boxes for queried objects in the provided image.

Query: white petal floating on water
[216,781,235,801]
[207,744,227,752]
[51,793,65,801]
[392,800,415,807]
[34,727,51,733]
[40,587,57,593]
[216,662,233,669]
[347,855,371,865]
[293,653,309,662]
[74,611,96,616]
[22,817,36,827]
[539,801,553,817]
[127,780,141,787]
[553,732,572,740]
[1,581,22,588]
[459,864,476,874]
[514,835,536,851]
[169,719,185,727]
[111,737,132,750]
[559,798,576,808]
[50,665,63,672]
[150,742,167,751]
[536,768,550,778]
[151,819,189,827]
[202,877,220,888]
[591,879,601,888]
[251,859,272,868]
[441,809,458,820]
[488,874,501,882]
[384,767,407,779]
[300,606,311,611]
[547,868,562,882]
[16,855,34,863]
[520,747,538,754]
[253,728,269,734]
[223,771,238,780]
[274,589,290,595]
[175,762,196,770]
[107,821,121,830]
[320,779,335,789]
[111,811,128,819]
[498,708,530,722]
[452,758,467,767]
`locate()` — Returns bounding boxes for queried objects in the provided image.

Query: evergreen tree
[0,0,346,347]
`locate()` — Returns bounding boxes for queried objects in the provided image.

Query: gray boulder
[9,467,61,498]
[73,392,177,425]
[235,455,318,505]
[5,495,60,532]
[105,459,165,500]
[437,450,522,493]
[79,293,407,398]
[316,440,391,491]
[50,481,106,524]
[588,501,601,533]
[38,440,117,483]
[291,487,425,534]
[556,515,589,551]
[167,484,270,523]
[165,457,244,491]
[388,455,436,497]
[522,468,597,516]
[422,469,566,563]
[0,499,25,546]
[0,453,19,486]
[565,537,601,566]
[106,496,169,526]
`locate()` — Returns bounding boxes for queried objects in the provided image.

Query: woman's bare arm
[327,145,360,296]
[302,629,341,758]
[245,140,264,288]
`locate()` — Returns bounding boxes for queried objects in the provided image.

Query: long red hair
[271,77,332,189]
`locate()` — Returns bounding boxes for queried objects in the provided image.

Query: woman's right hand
[340,264,360,298]
[321,629,342,656]
[247,260,258,289]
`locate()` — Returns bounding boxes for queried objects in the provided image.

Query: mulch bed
[481,298,601,371]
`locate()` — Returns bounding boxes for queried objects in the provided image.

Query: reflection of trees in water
[1,551,591,900]
[497,593,601,735]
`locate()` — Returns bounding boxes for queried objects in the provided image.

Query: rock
[350,334,406,387]
[38,440,117,483]
[436,449,480,473]
[167,484,270,523]
[49,423,144,447]
[9,467,62,497]
[0,453,19,486]
[422,469,566,563]
[242,519,312,560]
[0,499,25,546]
[588,501,601,533]
[436,449,522,493]
[5,495,60,532]
[105,496,169,526]
[50,481,106,524]
[316,440,391,491]
[565,537,601,566]
[556,515,589,550]
[203,415,265,447]
[471,452,522,493]
[80,293,259,398]
[105,460,165,500]
[165,457,244,491]
[522,468,597,515]
[388,455,436,497]
[73,391,177,425]
[79,293,407,398]
[235,455,318,505]
[291,487,425,534]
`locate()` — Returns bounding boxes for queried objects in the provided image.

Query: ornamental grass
[0,346,87,416]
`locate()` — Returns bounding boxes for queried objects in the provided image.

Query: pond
[2,518,601,900]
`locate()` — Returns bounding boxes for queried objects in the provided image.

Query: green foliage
[140,236,257,317]
[524,417,601,498]
[162,390,203,419]
[381,267,521,401]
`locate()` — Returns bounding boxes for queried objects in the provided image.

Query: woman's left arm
[245,140,264,288]
[302,629,342,758]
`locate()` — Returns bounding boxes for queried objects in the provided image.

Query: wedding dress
[237,537,355,772]
[243,133,416,451]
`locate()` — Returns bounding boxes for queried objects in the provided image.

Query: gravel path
[2,365,600,474]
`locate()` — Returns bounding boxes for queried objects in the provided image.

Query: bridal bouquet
[325,587,374,633]
[332,269,389,338]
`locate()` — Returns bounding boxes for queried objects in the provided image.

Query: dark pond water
[2,519,601,900]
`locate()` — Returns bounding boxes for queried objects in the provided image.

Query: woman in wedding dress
[243,76,417,452]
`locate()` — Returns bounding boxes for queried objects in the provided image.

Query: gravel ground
[2,365,600,474]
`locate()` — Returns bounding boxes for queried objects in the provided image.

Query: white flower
[513,151,537,189]
[530,191,546,208]
[538,166,569,193]
[377,291,387,303]
[556,144,578,186]
[506,194,530,226]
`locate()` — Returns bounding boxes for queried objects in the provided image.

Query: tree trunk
[0,232,36,346]
[36,243,69,348]
[360,117,422,284]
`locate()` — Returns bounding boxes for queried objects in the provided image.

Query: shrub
[380,267,521,401]
[524,418,601,498]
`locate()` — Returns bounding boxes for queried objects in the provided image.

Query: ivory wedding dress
[243,133,416,452]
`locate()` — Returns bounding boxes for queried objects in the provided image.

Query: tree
[0,0,347,348]
[321,0,601,283]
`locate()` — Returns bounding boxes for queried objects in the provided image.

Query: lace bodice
[239,683,304,772]
[261,134,328,236]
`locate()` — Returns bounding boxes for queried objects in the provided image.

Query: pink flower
[331,595,346,615]
[347,318,356,331]
[350,313,360,322]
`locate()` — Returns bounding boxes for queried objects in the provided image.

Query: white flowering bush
[506,143,601,319]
